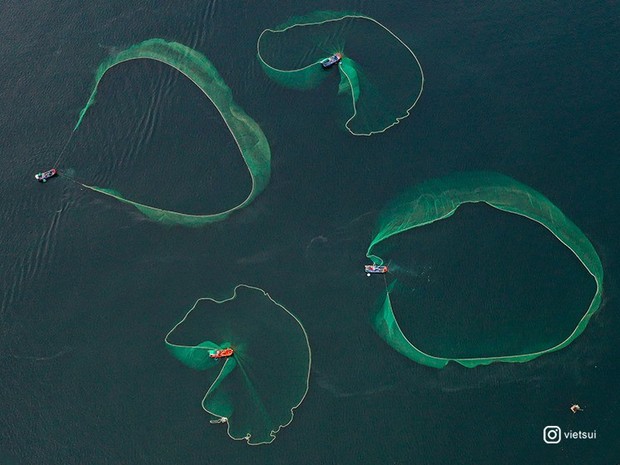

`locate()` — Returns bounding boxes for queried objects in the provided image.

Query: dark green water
[379,203,598,359]
[1,1,618,464]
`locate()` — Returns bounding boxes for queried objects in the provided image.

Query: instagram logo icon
[543,426,562,444]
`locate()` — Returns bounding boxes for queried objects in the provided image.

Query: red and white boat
[35,168,57,183]
[365,264,388,276]
[209,348,234,359]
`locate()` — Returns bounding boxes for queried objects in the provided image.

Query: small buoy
[366,273,371,277]
[570,404,583,414]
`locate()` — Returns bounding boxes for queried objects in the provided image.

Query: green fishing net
[71,38,270,226]
[165,285,311,444]
[257,11,424,136]
[367,172,603,368]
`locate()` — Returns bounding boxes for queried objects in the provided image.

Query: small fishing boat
[365,264,388,276]
[209,348,234,359]
[321,53,343,69]
[35,168,57,183]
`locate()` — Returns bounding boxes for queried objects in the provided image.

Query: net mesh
[256,11,424,136]
[69,38,271,226]
[165,285,311,444]
[366,172,604,368]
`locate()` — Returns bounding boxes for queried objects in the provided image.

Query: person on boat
[570,404,583,413]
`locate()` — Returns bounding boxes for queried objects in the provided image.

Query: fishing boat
[365,264,389,276]
[209,348,234,359]
[321,52,343,69]
[35,168,57,183]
